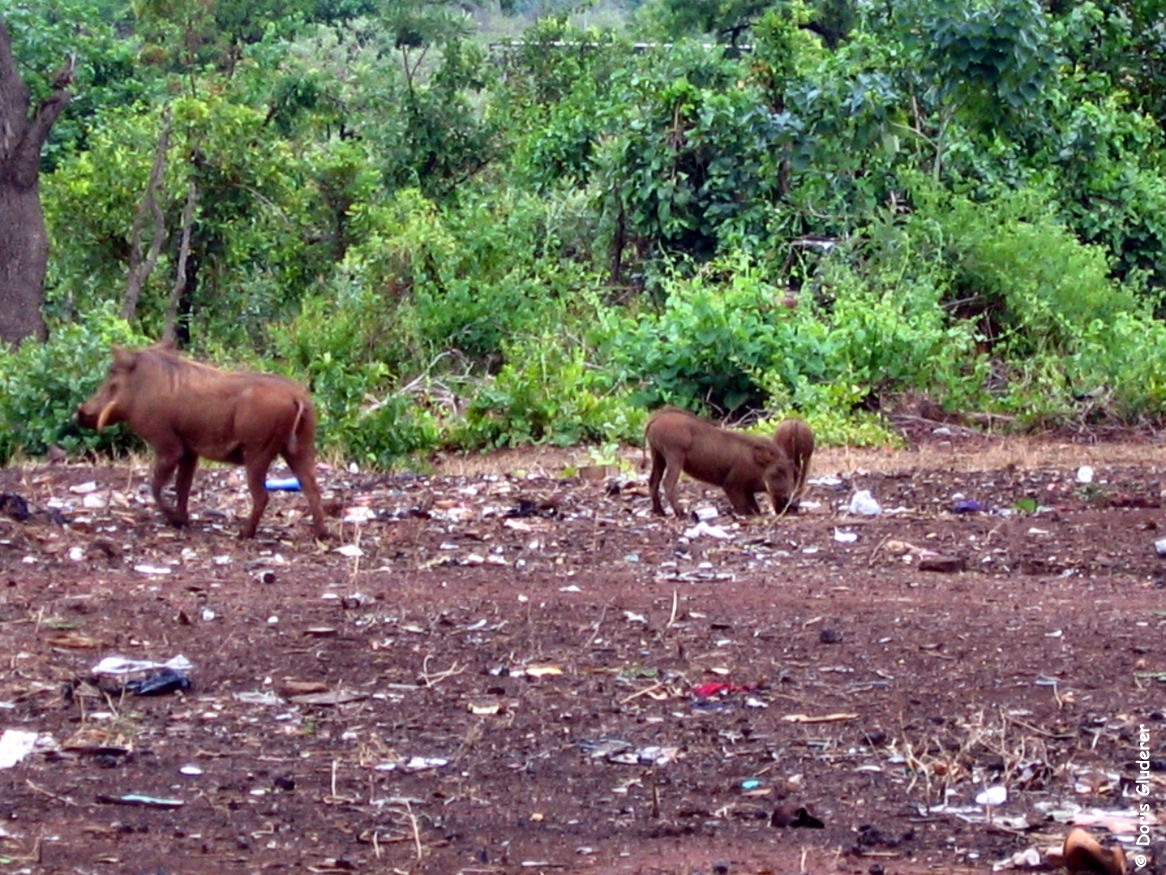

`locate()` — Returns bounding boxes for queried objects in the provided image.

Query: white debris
[976,785,1008,806]
[682,521,734,540]
[847,490,882,515]
[0,729,39,768]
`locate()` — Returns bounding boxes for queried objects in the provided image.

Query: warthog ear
[95,401,118,431]
[753,445,778,468]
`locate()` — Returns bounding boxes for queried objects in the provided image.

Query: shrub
[0,308,151,463]
[456,336,645,449]
[902,185,1142,355]
[605,258,812,415]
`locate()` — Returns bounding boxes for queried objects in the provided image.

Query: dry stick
[666,589,679,629]
[619,681,668,705]
[5,831,43,864]
[26,780,77,807]
[419,655,464,687]
[346,523,363,586]
[583,602,609,649]
[400,800,424,862]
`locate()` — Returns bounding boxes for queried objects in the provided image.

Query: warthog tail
[288,400,305,454]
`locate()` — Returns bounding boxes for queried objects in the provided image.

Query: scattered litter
[90,655,193,697]
[265,477,301,491]
[1076,466,1095,484]
[233,691,283,706]
[0,728,39,768]
[918,554,967,573]
[580,738,679,766]
[133,564,172,575]
[343,506,378,524]
[126,667,192,696]
[692,681,758,698]
[1046,805,1156,832]
[69,481,99,494]
[691,506,718,522]
[771,804,825,828]
[833,528,858,543]
[334,544,363,558]
[992,846,1043,871]
[809,475,843,488]
[976,785,1008,806]
[847,490,881,515]
[96,793,184,809]
[519,665,563,679]
[682,521,734,540]
[374,756,449,772]
[1155,538,1166,558]
[781,712,858,724]
[179,764,204,776]
[953,498,984,513]
[92,654,193,677]
[285,690,368,706]
[303,626,338,638]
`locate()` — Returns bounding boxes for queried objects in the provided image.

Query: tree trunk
[0,20,72,348]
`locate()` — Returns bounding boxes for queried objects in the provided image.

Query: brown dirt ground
[2,425,1166,874]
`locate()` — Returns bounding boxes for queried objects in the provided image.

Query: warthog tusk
[95,401,117,431]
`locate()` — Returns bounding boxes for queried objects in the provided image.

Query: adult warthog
[77,343,328,539]
[645,408,795,517]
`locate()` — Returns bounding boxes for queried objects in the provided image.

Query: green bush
[1067,313,1166,422]
[0,309,151,463]
[604,259,810,414]
[903,186,1142,355]
[456,337,645,449]
[277,347,441,467]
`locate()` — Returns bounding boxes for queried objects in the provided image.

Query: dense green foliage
[4,0,1166,466]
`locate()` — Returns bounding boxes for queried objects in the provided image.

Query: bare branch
[163,180,198,343]
[123,113,172,322]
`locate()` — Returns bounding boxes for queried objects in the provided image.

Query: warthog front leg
[151,449,195,527]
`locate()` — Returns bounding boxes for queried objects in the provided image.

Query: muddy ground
[1,427,1165,874]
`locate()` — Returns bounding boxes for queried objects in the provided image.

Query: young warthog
[773,417,815,511]
[77,343,328,539]
[645,408,795,517]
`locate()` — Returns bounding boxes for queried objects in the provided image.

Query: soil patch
[1,430,1164,873]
